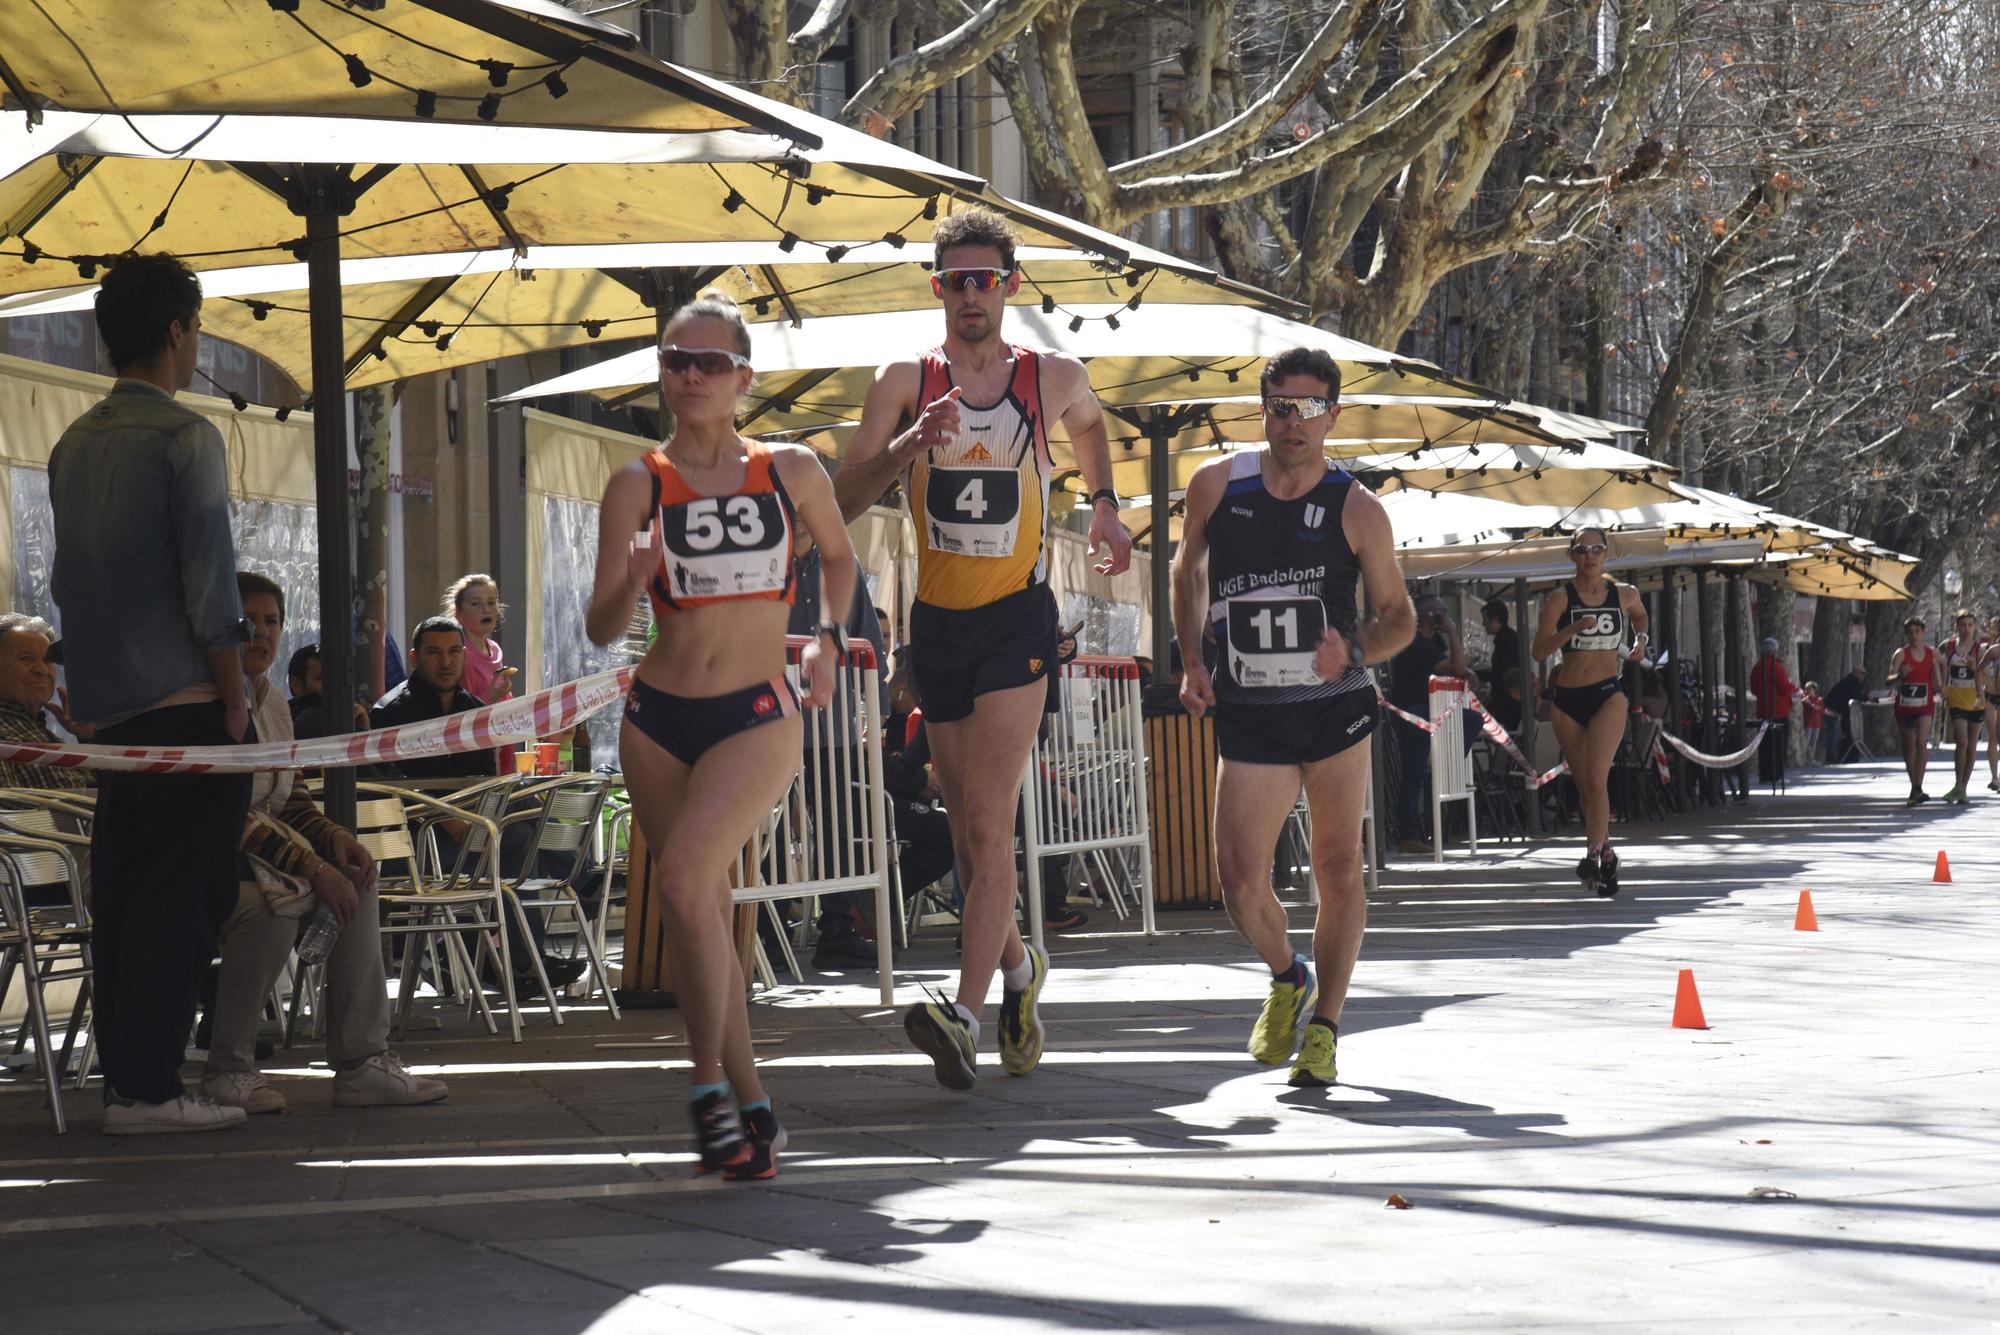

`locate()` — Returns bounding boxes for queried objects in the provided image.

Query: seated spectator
[0,612,93,790]
[1821,664,1868,763]
[200,573,447,1114]
[369,617,495,779]
[1479,600,1520,694]
[283,642,344,740]
[370,616,584,989]
[1487,666,1526,737]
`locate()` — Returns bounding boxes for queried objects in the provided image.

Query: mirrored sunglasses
[1262,395,1331,420]
[1570,542,1609,556]
[660,345,751,375]
[930,267,1012,295]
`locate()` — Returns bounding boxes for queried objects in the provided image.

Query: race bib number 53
[924,465,1021,558]
[660,493,788,600]
[1225,595,1328,688]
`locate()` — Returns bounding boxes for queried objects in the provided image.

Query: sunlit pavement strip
[4,760,1999,1332]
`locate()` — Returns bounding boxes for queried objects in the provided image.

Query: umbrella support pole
[301,166,358,828]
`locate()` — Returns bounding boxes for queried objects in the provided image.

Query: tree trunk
[353,384,393,706]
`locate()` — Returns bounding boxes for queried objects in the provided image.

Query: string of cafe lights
[267,0,577,121]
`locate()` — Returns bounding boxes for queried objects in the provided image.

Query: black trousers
[91,701,252,1103]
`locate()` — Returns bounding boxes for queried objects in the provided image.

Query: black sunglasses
[660,345,752,375]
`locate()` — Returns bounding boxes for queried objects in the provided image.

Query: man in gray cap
[1750,636,1797,787]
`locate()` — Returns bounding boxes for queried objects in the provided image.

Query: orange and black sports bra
[642,442,798,621]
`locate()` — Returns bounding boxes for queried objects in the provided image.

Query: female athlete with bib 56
[587,293,859,1181]
[1532,528,1648,895]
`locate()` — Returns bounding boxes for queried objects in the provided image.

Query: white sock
[1001,954,1036,992]
[952,1003,981,1045]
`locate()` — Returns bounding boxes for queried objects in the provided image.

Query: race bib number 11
[1226,595,1328,688]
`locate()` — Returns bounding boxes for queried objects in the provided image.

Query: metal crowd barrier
[727,637,895,1005]
[1022,655,1156,948]
[1428,676,1479,862]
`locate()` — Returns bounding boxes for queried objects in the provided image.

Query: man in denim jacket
[49,253,254,1136]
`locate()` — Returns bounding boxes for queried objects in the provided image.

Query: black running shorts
[908,584,1058,724]
[1551,676,1623,726]
[1215,689,1376,766]
[624,675,799,766]
[1950,707,1983,725]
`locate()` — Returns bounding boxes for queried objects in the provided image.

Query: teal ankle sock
[690,1081,730,1105]
[739,1098,772,1114]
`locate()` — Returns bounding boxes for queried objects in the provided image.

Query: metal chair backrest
[354,796,418,868]
[518,778,609,885]
[0,808,76,893]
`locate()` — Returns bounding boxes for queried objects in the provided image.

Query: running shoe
[1287,1022,1339,1088]
[1576,852,1603,895]
[726,1104,788,1181]
[904,996,978,1090]
[1248,953,1316,1066]
[1946,785,1966,804]
[1918,789,1933,804]
[1906,790,1924,807]
[1596,845,1620,897]
[1987,780,1998,793]
[998,943,1049,1077]
[689,1089,751,1176]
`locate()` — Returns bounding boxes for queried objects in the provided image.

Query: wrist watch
[817,619,848,656]
[1344,631,1366,668]
[1087,487,1119,510]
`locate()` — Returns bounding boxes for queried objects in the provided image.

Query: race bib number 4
[924,465,1021,558]
[1225,595,1328,688]
[660,493,788,600]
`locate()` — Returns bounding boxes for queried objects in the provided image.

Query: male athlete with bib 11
[833,208,1133,1089]
[1172,347,1414,1088]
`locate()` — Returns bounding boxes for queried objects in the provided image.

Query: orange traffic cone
[1794,890,1818,932]
[1934,851,1952,884]
[1672,968,1709,1030]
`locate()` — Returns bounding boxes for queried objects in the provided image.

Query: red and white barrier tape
[1658,722,1769,770]
[1378,679,1571,790]
[0,666,637,775]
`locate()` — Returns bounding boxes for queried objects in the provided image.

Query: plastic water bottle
[296,901,341,966]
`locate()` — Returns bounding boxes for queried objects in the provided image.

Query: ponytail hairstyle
[664,288,752,359]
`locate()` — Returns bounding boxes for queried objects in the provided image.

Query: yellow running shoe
[998,943,1048,1077]
[904,995,977,1091]
[1248,953,1316,1066]
[1287,1021,1338,1088]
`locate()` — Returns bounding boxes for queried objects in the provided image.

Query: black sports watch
[1087,487,1120,510]
[817,619,848,656]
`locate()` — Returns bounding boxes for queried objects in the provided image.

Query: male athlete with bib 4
[1171,347,1414,1088]
[834,208,1133,1089]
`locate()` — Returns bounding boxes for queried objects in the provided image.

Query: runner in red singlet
[1887,615,1943,806]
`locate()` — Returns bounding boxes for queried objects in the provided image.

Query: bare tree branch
[840,0,1057,127]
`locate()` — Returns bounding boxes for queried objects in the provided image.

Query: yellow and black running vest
[907,344,1053,611]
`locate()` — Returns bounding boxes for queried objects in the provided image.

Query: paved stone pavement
[3,760,1996,1333]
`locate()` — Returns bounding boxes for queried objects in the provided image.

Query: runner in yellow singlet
[1939,608,1986,804]
[833,208,1133,1090]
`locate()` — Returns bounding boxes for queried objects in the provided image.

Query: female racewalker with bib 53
[587,293,859,1181]
[1533,528,1648,895]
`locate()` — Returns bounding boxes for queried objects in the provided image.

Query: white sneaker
[102,1093,247,1136]
[331,1053,448,1107]
[200,1069,287,1114]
